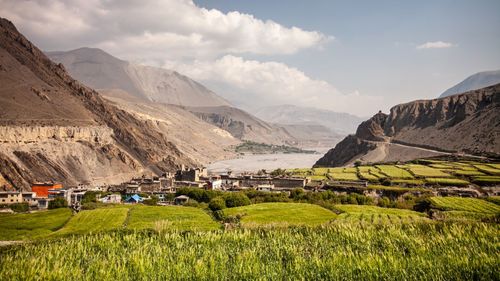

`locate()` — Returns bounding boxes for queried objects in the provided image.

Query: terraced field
[55,206,130,236]
[376,165,414,179]
[429,197,500,214]
[223,203,337,227]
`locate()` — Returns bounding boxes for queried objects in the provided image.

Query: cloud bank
[416,41,455,49]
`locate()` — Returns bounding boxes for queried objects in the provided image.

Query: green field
[424,178,470,186]
[223,203,337,227]
[376,165,414,179]
[126,205,219,231]
[403,164,453,178]
[0,209,72,240]
[55,207,130,236]
[473,164,500,175]
[429,197,500,214]
[335,204,429,223]
[0,223,498,280]
[328,172,359,181]
[472,176,500,184]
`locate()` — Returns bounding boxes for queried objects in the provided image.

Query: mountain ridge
[440,70,500,98]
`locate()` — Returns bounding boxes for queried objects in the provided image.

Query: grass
[312,168,329,175]
[424,178,470,186]
[2,223,497,280]
[334,204,429,223]
[390,179,425,186]
[473,164,500,175]
[358,172,379,181]
[429,197,500,214]
[55,206,130,236]
[223,203,337,227]
[472,176,500,184]
[328,172,359,181]
[404,164,453,178]
[376,165,414,179]
[126,205,219,231]
[0,208,72,241]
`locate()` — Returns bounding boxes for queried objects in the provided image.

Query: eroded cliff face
[0,126,113,144]
[315,84,500,167]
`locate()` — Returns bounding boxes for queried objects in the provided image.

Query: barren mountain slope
[0,18,195,190]
[47,48,230,107]
[440,70,500,98]
[103,94,240,164]
[315,84,500,167]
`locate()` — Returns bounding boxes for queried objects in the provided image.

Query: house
[99,194,122,204]
[0,191,38,206]
[31,182,63,198]
[125,194,143,204]
[207,179,223,190]
[175,166,207,182]
[174,195,190,205]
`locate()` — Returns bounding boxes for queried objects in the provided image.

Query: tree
[223,192,251,208]
[143,195,159,206]
[209,197,226,211]
[290,188,305,200]
[49,197,67,209]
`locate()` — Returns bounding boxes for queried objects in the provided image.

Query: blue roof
[125,194,142,202]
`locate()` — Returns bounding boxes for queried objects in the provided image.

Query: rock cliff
[315,84,500,167]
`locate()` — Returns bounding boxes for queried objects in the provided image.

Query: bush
[223,192,251,208]
[289,188,305,200]
[209,197,226,211]
[9,202,29,213]
[48,198,68,209]
[143,195,159,206]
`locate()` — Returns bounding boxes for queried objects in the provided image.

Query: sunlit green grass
[425,178,470,186]
[429,197,500,214]
[376,165,414,179]
[224,203,337,227]
[55,207,130,236]
[126,205,219,231]
[0,209,72,240]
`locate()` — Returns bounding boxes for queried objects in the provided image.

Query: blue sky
[3,0,499,116]
[196,0,500,105]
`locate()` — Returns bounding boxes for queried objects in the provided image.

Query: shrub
[48,198,68,209]
[223,192,251,208]
[9,202,29,213]
[209,197,226,211]
[289,188,305,200]
[143,195,159,206]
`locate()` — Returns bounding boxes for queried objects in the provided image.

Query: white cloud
[1,0,330,60]
[165,56,384,116]
[416,41,455,49]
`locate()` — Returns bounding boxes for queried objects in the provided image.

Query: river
[207,148,329,174]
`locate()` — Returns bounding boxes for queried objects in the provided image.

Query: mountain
[440,70,500,98]
[253,104,364,134]
[0,17,198,190]
[315,84,500,167]
[47,48,230,107]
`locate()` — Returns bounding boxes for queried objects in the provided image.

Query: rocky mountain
[0,18,197,190]
[315,84,500,167]
[47,48,230,107]
[440,70,500,98]
[253,104,364,134]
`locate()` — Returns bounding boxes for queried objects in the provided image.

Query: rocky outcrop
[0,126,113,144]
[0,17,196,189]
[315,83,500,167]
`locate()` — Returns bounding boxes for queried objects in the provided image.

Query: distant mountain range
[47,48,231,107]
[440,70,500,98]
[253,104,364,134]
[48,48,341,147]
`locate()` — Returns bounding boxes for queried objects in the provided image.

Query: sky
[1,0,499,116]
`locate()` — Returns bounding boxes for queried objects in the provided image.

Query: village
[0,165,319,212]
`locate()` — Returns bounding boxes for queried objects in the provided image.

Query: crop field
[0,209,72,241]
[126,205,219,231]
[55,207,130,236]
[472,176,500,184]
[223,203,337,227]
[389,179,425,186]
[473,164,500,175]
[429,197,500,214]
[403,164,453,178]
[424,178,470,186]
[328,171,359,181]
[376,165,414,179]
[1,223,498,280]
[334,205,429,224]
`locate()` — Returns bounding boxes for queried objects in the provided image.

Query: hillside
[0,18,195,190]
[47,48,230,107]
[253,104,364,134]
[440,70,500,98]
[315,84,500,167]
